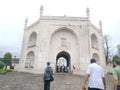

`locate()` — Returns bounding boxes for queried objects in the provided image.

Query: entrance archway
[56,51,71,73]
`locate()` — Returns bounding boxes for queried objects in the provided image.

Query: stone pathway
[0,72,114,90]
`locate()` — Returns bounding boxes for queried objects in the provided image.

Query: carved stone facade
[18,15,106,75]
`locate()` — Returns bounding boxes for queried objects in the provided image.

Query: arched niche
[28,32,37,48]
[50,27,78,45]
[25,51,35,68]
[91,34,98,49]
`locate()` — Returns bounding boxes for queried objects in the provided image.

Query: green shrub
[107,72,113,75]
[0,69,7,74]
[0,69,12,74]
[6,69,12,72]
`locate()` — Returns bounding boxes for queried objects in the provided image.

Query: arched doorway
[56,51,71,73]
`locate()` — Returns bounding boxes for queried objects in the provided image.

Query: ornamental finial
[99,20,102,29]
[40,5,44,17]
[86,7,90,20]
[24,18,28,29]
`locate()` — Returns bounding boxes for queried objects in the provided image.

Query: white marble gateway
[18,6,106,75]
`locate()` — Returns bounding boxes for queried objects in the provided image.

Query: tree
[104,35,113,64]
[3,52,12,69]
[0,61,4,69]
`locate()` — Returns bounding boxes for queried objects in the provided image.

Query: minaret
[99,20,102,30]
[86,7,90,20]
[40,5,44,17]
[86,7,90,55]
[24,18,28,29]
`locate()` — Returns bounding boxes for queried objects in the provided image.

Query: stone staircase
[51,73,85,90]
[0,72,114,90]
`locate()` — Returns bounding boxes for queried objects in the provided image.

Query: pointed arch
[28,31,37,48]
[91,33,98,49]
[25,51,35,68]
[50,27,78,44]
[56,51,71,72]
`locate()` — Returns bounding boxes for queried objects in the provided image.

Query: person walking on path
[82,58,106,90]
[113,59,120,90]
[43,61,53,90]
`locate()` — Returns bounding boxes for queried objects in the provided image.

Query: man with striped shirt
[83,58,106,90]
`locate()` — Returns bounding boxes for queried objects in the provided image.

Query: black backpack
[44,68,51,80]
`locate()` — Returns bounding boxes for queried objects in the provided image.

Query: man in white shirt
[83,58,106,90]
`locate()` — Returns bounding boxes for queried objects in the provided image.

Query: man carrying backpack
[43,61,53,90]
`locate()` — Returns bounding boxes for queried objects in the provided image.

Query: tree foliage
[3,52,12,69]
[0,61,4,69]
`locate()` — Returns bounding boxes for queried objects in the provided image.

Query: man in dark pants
[43,61,53,90]
[44,80,50,90]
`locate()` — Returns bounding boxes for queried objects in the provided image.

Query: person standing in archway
[43,61,53,90]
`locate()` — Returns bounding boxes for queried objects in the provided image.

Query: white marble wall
[18,16,106,75]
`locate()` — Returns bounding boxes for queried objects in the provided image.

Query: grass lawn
[0,69,12,74]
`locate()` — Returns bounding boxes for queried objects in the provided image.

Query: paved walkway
[0,72,113,90]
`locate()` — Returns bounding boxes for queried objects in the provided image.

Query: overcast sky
[0,0,120,57]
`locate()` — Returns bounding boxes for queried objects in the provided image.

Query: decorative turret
[99,20,102,30]
[40,5,44,17]
[86,7,90,20]
[24,18,28,29]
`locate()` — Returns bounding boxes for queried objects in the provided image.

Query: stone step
[0,72,114,90]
